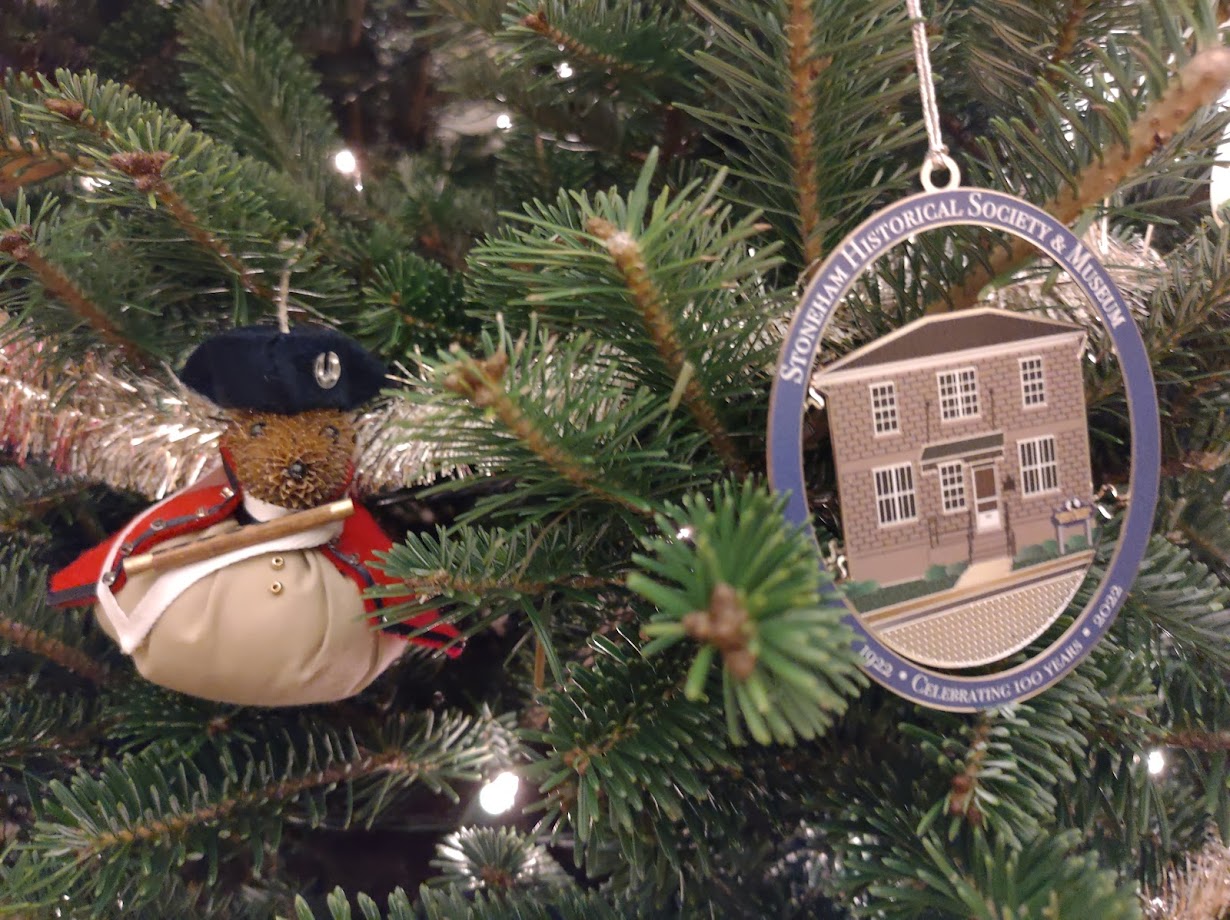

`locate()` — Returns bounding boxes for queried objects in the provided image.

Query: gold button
[269,581,283,595]
[271,556,285,570]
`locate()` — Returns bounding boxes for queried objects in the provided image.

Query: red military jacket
[48,475,462,656]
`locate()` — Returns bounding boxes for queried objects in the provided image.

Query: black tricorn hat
[179,325,388,413]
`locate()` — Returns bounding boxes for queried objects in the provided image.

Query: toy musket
[123,499,354,576]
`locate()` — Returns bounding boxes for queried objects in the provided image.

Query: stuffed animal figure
[49,325,460,706]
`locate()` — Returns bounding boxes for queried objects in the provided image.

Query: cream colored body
[98,521,404,706]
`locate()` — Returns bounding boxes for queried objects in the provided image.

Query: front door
[973,466,1001,532]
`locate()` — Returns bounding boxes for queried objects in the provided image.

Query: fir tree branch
[1175,521,1230,572]
[933,46,1230,313]
[787,0,825,271]
[442,347,654,518]
[946,715,991,828]
[76,749,409,858]
[587,216,749,477]
[0,99,106,194]
[0,225,151,367]
[1049,1,1094,71]
[0,614,108,685]
[398,570,612,596]
[107,151,276,302]
[1157,729,1230,753]
[520,9,636,77]
[0,135,91,194]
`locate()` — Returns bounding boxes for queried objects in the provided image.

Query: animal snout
[285,460,309,481]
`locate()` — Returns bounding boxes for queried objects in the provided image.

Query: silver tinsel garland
[1144,839,1230,920]
[0,334,453,499]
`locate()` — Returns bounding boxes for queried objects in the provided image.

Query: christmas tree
[3,1,1230,917]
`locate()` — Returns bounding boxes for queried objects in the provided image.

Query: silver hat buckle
[314,351,342,389]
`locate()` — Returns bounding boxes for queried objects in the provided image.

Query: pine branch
[0,70,349,342]
[519,8,636,77]
[504,0,696,93]
[0,216,152,367]
[0,690,100,769]
[428,825,573,893]
[1049,1,1095,71]
[292,884,623,920]
[1156,729,1230,753]
[587,215,748,476]
[0,134,91,194]
[1125,536,1230,671]
[907,671,1097,848]
[0,615,109,686]
[0,550,111,685]
[787,0,824,270]
[177,0,342,196]
[407,318,714,522]
[863,830,1142,919]
[632,480,864,746]
[933,46,1230,313]
[530,633,738,885]
[6,711,506,913]
[108,151,276,302]
[440,347,653,519]
[467,150,784,471]
[683,0,920,272]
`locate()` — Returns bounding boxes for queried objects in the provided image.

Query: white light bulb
[1147,749,1165,775]
[479,771,519,815]
[676,526,694,541]
[333,149,358,175]
[556,62,574,79]
[496,113,513,131]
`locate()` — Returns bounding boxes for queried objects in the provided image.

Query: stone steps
[969,529,1008,563]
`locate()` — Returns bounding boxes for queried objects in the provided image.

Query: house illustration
[815,307,1094,591]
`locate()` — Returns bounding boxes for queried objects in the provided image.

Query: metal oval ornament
[768,188,1160,710]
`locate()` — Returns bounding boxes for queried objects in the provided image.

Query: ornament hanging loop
[906,0,959,190]
[920,150,961,191]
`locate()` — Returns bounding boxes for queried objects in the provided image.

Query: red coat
[49,477,462,656]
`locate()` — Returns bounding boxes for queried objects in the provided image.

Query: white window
[870,382,899,435]
[1018,436,1059,495]
[873,463,917,526]
[1020,356,1045,408]
[937,367,980,421]
[939,462,967,513]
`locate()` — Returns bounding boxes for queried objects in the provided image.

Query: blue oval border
[767,188,1160,711]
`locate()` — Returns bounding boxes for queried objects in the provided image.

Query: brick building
[814,308,1092,587]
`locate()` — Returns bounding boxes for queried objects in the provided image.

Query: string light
[333,149,358,175]
[478,771,520,815]
[556,61,574,79]
[1147,749,1165,775]
[676,526,694,541]
[495,113,513,131]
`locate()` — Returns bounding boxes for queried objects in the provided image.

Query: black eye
[322,425,340,443]
[249,421,266,438]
